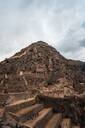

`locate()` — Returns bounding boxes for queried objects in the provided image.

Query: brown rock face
[0,41,85,95]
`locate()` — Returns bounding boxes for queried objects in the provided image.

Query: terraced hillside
[0,41,85,96]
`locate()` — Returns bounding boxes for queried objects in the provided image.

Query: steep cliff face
[0,41,85,96]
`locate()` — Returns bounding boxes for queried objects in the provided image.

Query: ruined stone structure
[0,42,84,127]
[0,41,85,94]
[0,95,84,128]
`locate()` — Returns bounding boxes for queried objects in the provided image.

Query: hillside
[0,41,85,97]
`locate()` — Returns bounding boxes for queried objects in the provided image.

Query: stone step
[45,113,62,128]
[5,98,36,113]
[61,118,71,128]
[8,104,44,122]
[22,107,53,128]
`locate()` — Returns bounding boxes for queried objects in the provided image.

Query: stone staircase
[3,96,82,128]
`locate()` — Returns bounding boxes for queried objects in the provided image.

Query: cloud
[79,39,85,47]
[0,0,85,61]
[81,21,85,29]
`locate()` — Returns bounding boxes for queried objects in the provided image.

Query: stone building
[36,64,47,78]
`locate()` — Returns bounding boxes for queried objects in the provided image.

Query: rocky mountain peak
[12,41,61,60]
[0,41,85,96]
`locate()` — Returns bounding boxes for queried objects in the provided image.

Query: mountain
[0,41,85,97]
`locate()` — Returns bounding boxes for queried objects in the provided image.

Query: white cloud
[0,0,85,61]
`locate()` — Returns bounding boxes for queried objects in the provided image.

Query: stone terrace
[0,95,84,128]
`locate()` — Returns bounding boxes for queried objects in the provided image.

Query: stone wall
[36,94,85,127]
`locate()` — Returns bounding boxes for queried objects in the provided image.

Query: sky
[0,0,85,61]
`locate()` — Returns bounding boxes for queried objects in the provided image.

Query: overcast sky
[0,0,85,61]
